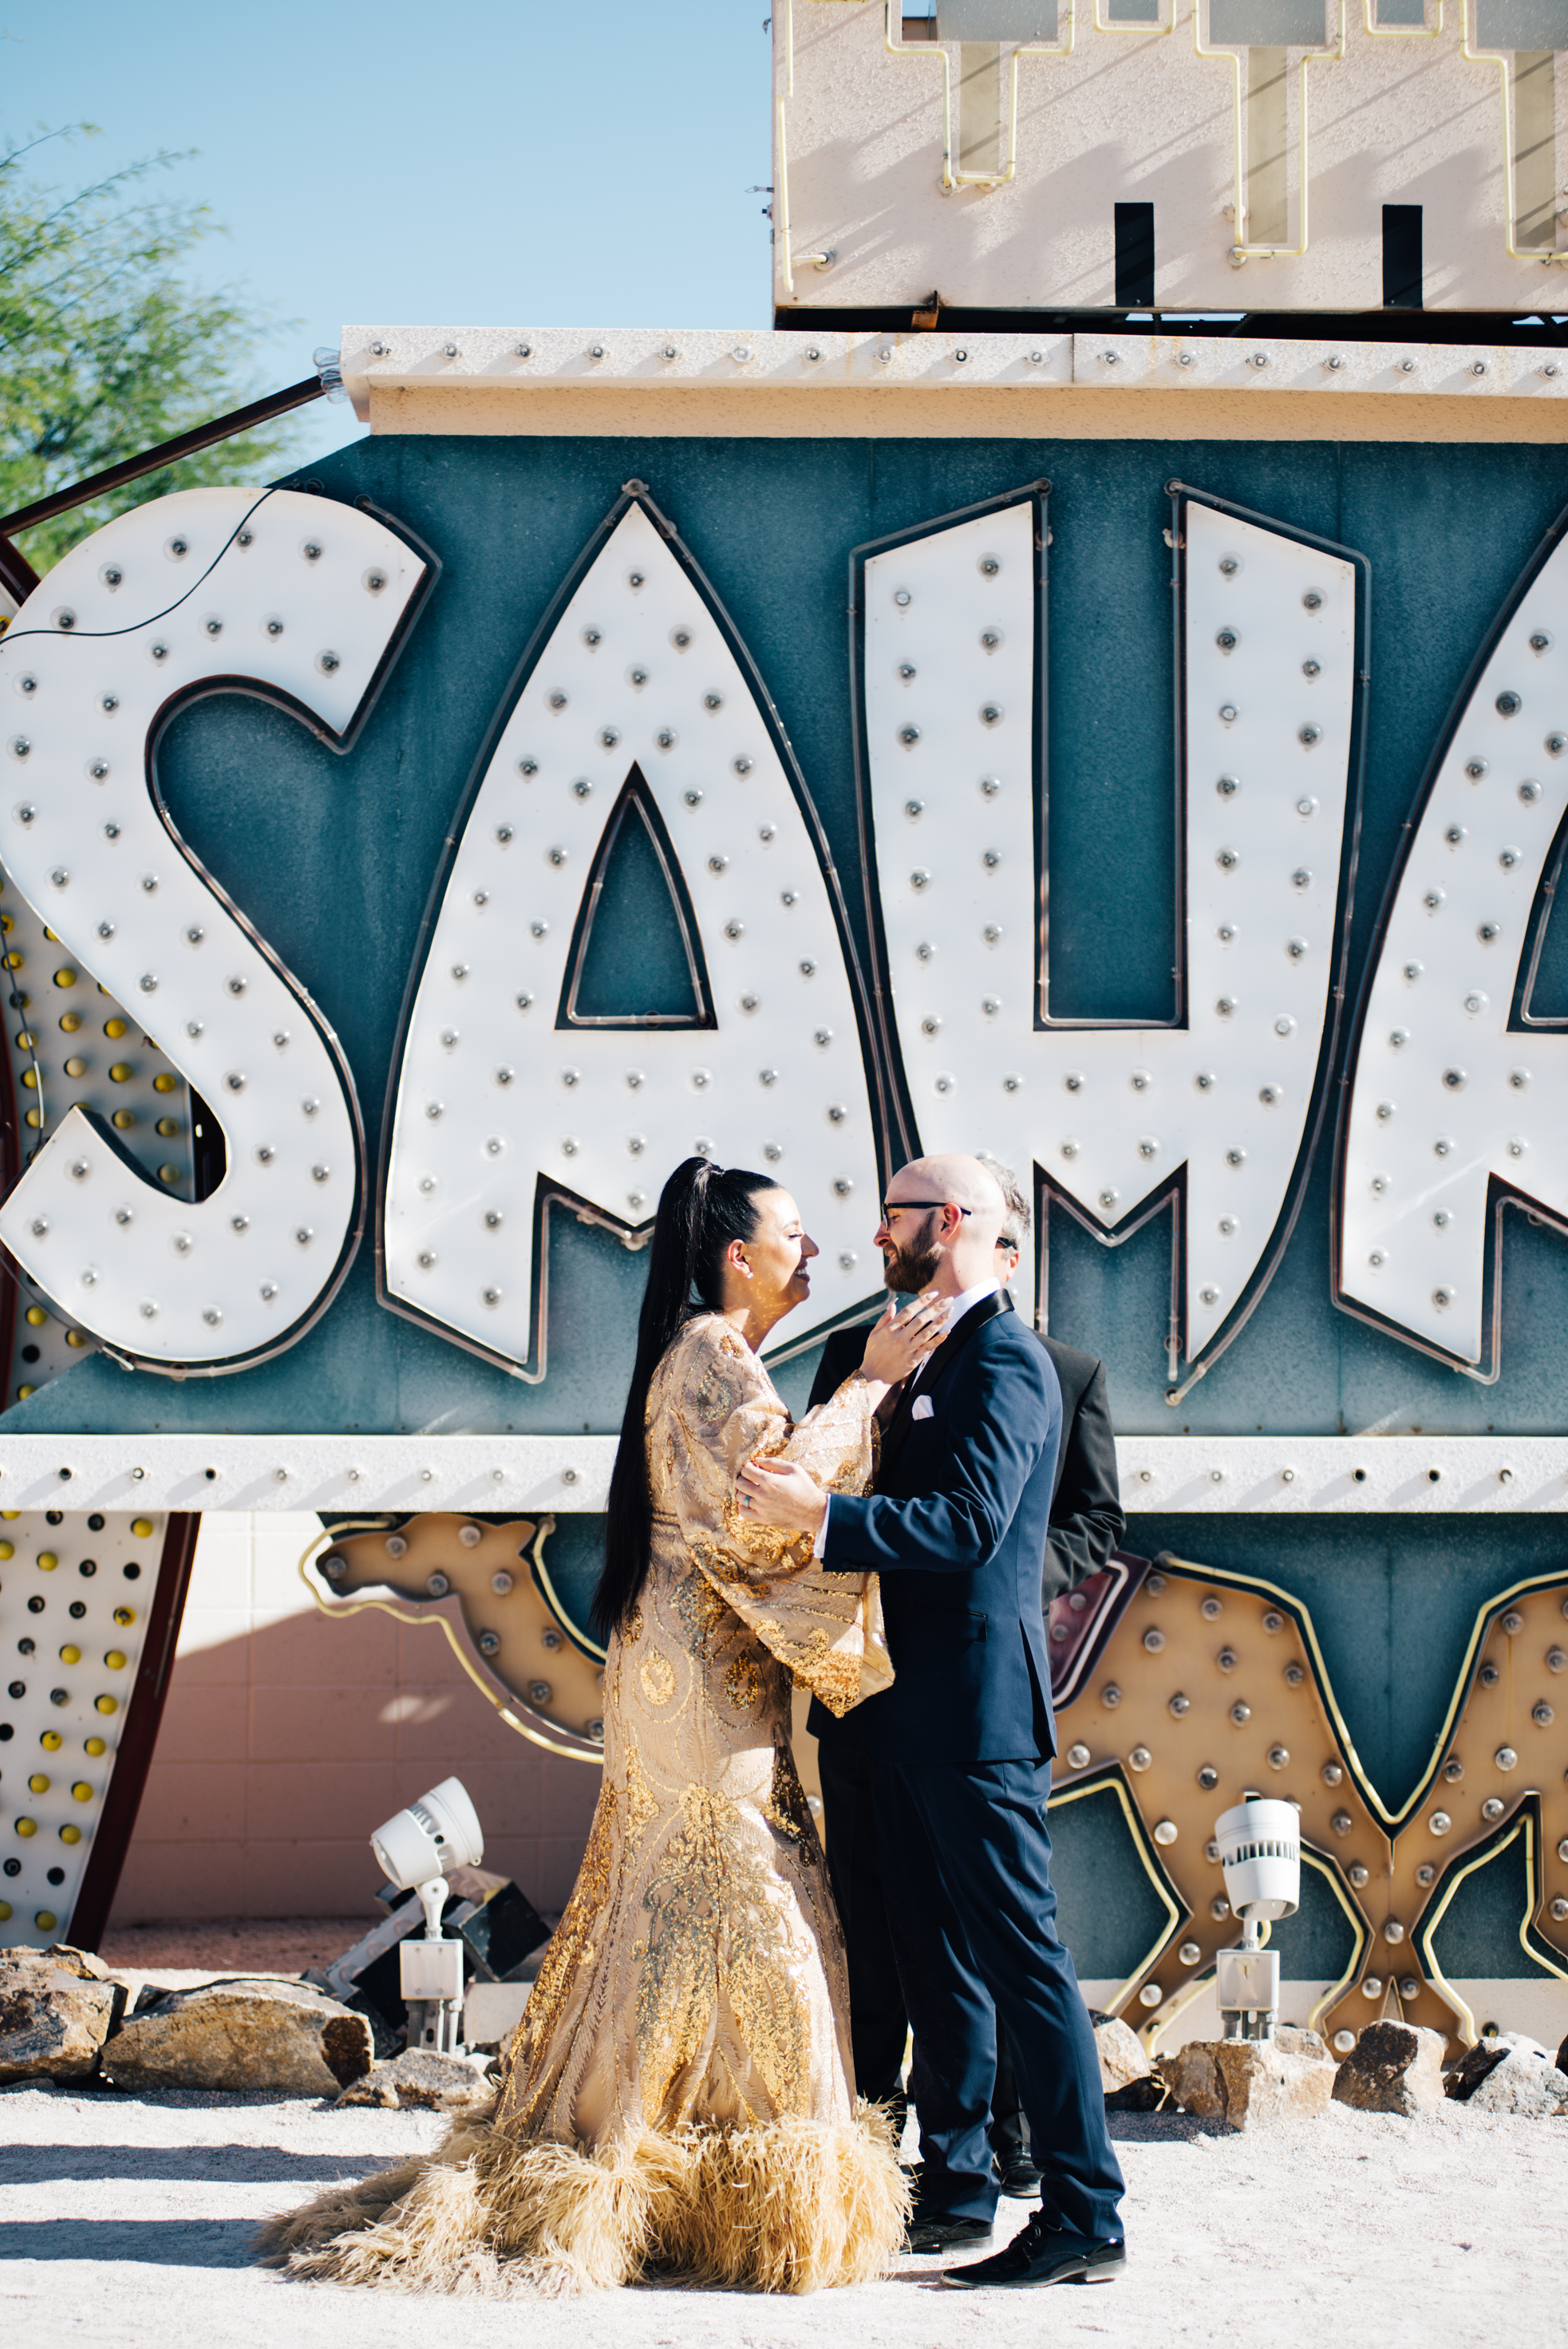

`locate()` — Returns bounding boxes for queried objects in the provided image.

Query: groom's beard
[882,1217,941,1295]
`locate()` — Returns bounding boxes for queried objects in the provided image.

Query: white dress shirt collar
[938,1277,1001,1329]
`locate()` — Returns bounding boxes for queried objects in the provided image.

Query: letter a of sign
[1337,496,1568,1376]
[855,483,1365,1384]
[380,484,887,1373]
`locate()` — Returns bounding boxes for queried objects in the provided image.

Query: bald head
[880,1155,1009,1295]
[888,1154,1008,1239]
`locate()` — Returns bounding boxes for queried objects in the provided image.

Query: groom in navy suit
[739,1153,1126,2290]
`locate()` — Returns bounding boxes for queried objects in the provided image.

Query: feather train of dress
[257,1316,909,2295]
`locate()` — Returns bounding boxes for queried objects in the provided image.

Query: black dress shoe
[904,2212,994,2255]
[941,2210,1126,2288]
[992,2146,1042,2200]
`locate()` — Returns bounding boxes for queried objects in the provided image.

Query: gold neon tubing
[1196,0,1346,263]
[1461,0,1568,264]
[884,1,1076,189]
[1415,1810,1568,2048]
[294,1520,605,1764]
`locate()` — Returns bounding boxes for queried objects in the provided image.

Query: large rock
[1088,2011,1153,2094]
[0,1945,124,2083]
[1444,2032,1561,2106]
[1463,2048,1568,2118]
[102,1976,373,2095]
[1158,2027,1335,2130]
[1087,2010,1167,2110]
[1445,2036,1511,2102]
[1333,2020,1448,2116]
[334,2047,490,2110]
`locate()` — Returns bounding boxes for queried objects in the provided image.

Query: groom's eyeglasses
[878,1201,972,1223]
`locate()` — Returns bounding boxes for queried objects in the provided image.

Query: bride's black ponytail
[591,1155,776,1638]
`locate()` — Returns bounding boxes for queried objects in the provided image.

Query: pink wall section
[109,1514,600,1925]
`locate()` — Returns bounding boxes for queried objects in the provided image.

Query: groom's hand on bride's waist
[738,1455,830,1546]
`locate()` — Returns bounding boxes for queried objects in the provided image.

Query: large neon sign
[2,473,1564,1392]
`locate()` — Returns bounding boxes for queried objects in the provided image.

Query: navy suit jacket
[808,1295,1063,1767]
[807,1304,1123,1606]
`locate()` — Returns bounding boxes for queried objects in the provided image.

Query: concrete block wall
[108,1511,600,1925]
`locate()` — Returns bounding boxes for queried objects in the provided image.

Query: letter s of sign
[0,487,433,1371]
[854,481,1366,1394]
[1337,492,1568,1377]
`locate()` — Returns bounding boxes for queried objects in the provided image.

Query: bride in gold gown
[260,1157,948,2296]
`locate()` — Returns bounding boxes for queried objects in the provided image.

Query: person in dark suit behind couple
[804,1155,1124,2203]
[738,1154,1126,2291]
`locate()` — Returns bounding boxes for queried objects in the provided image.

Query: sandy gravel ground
[2,2082,1564,2349]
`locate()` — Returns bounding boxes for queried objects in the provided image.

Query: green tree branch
[1,124,303,576]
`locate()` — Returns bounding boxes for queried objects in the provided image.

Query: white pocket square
[910,1394,934,1421]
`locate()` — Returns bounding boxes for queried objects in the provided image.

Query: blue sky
[6,0,776,464]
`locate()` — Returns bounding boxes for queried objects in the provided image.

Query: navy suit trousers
[848,1751,1124,2237]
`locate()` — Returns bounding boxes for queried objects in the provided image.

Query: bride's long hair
[592,1155,776,1638]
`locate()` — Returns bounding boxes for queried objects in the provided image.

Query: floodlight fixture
[1214,1794,1301,2043]
[368,1775,484,2054]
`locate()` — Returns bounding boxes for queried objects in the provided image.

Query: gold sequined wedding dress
[259,1315,908,2296]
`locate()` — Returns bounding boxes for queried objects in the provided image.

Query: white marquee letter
[381,485,887,1371]
[0,487,430,1371]
[858,483,1363,1386]
[1337,503,1568,1373]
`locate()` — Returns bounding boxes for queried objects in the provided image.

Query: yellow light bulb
[16,1384,35,1399]
[104,1650,127,1671]
[52,968,77,988]
[158,1163,180,1185]
[59,1824,81,1846]
[113,1607,136,1627]
[41,1731,61,1751]
[0,1902,11,1923]
[25,1306,47,1326]
[104,1017,127,1039]
[65,1330,87,1348]
[59,1010,81,1032]
[112,1108,135,1129]
[37,1550,58,1571]
[109,1062,132,1082]
[28,1775,49,1794]
[63,1056,87,1077]
[131,1518,153,1538]
[35,1910,57,1932]
[153,1072,177,1093]
[84,1737,107,1757]
[94,1696,118,1715]
[72,1782,93,1802]
[0,1542,12,1560]
[16,1816,38,1837]
[58,1644,81,1664]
